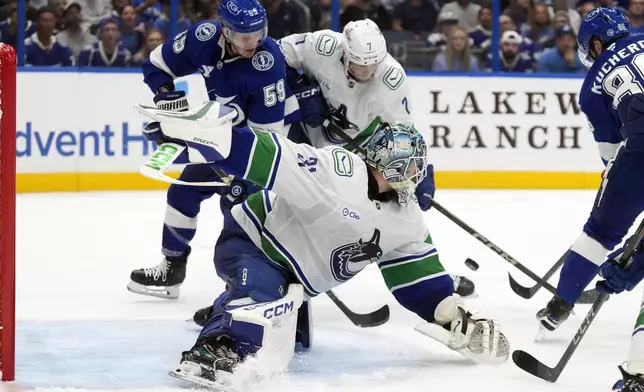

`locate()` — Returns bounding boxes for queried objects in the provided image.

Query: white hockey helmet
[342,19,387,84]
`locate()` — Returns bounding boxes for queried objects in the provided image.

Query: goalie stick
[512,218,644,383]
[508,251,600,304]
[427,198,599,305]
[326,291,390,327]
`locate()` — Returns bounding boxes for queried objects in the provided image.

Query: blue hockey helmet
[219,0,268,52]
[577,7,629,67]
[365,122,428,207]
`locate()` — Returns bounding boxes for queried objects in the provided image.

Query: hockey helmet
[365,122,428,207]
[577,7,629,68]
[219,0,268,51]
[342,19,387,83]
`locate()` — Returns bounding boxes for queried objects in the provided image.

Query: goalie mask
[365,123,428,206]
[342,19,387,84]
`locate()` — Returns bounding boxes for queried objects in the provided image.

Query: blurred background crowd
[3,0,636,72]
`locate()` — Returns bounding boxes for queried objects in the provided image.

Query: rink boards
[16,70,603,193]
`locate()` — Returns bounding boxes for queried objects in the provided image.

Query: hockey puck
[464,258,480,271]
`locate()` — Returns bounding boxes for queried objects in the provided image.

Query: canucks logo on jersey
[330,229,383,282]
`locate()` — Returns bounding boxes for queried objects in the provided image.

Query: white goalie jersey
[229,129,443,298]
[279,30,413,149]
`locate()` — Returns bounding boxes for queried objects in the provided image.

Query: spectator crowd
[0,0,637,72]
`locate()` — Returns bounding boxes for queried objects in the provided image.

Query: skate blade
[127,281,180,299]
[534,325,548,343]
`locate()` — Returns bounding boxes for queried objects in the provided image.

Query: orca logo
[330,229,382,282]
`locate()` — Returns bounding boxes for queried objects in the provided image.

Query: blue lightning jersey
[580,35,644,165]
[142,20,299,134]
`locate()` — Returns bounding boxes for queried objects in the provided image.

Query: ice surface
[6,190,643,392]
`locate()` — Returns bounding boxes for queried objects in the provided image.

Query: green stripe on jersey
[245,192,269,226]
[246,131,279,188]
[635,307,644,329]
[379,253,445,291]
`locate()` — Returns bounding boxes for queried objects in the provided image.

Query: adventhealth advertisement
[16,72,601,192]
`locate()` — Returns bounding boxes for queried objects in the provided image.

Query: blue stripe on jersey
[378,248,438,269]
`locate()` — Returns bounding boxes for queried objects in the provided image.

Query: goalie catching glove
[416,294,510,365]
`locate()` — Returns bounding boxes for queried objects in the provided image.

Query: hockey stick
[507,255,600,304]
[326,291,390,327]
[512,218,644,383]
[427,198,599,305]
[508,253,566,299]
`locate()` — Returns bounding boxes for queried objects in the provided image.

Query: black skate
[536,295,574,331]
[612,365,644,392]
[451,275,476,297]
[169,334,240,389]
[127,248,190,299]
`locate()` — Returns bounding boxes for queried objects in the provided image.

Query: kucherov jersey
[579,34,644,165]
[223,129,441,297]
[279,30,412,149]
[142,20,299,135]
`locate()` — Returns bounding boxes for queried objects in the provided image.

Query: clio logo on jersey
[342,207,360,220]
[295,86,321,99]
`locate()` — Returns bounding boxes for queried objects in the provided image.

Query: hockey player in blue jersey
[127,0,299,299]
[536,7,644,391]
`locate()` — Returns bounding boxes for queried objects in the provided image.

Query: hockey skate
[127,248,189,299]
[612,365,644,392]
[536,295,574,332]
[451,275,475,297]
[169,334,240,390]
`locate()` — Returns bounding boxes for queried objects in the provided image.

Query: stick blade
[353,305,390,327]
[512,350,560,383]
[508,273,540,299]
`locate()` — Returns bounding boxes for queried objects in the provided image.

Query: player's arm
[376,233,454,323]
[245,51,299,136]
[582,97,622,165]
[378,64,412,123]
[142,22,217,93]
[140,101,348,210]
[279,30,337,74]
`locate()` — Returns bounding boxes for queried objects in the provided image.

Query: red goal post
[0,43,16,382]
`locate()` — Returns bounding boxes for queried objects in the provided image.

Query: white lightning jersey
[279,30,412,150]
[230,129,443,297]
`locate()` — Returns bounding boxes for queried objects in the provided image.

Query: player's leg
[128,164,221,299]
[170,220,303,386]
[539,133,644,331]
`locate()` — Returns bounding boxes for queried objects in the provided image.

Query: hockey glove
[216,176,263,210]
[415,164,435,211]
[288,70,329,128]
[597,239,644,294]
[154,90,189,112]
